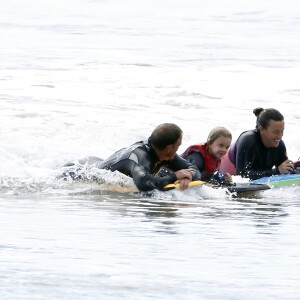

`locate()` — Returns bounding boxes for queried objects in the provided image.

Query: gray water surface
[1,0,300,298]
[1,187,299,299]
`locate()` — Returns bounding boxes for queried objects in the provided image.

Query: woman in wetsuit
[219,107,295,180]
[181,126,232,183]
[95,123,200,191]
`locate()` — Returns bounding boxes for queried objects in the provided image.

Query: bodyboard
[251,174,300,187]
[163,180,270,193]
[163,180,204,190]
[223,183,270,193]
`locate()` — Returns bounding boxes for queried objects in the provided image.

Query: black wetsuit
[183,152,206,175]
[97,140,200,191]
[229,129,288,179]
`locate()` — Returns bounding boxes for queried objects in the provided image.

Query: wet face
[162,135,182,161]
[260,120,284,148]
[208,136,231,160]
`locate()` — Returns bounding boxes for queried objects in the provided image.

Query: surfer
[219,107,297,180]
[181,126,233,183]
[92,123,200,191]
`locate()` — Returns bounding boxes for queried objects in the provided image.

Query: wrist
[272,167,280,175]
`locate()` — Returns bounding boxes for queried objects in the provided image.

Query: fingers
[175,169,193,180]
[174,178,191,190]
[279,160,295,174]
[224,172,232,183]
[287,160,294,173]
[178,178,190,190]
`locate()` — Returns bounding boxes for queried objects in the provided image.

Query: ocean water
[1,0,300,299]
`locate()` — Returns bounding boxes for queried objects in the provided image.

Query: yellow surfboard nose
[163,180,204,190]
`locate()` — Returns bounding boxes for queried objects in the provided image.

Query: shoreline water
[1,0,300,299]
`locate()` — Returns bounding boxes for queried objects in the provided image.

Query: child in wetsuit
[181,126,232,183]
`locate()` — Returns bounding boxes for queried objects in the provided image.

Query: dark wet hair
[253,107,284,130]
[149,123,182,150]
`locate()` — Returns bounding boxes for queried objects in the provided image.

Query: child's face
[208,136,231,160]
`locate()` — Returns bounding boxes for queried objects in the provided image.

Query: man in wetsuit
[96,123,200,191]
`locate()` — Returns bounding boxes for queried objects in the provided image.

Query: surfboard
[251,174,300,188]
[163,180,270,193]
[223,183,270,193]
[163,180,205,190]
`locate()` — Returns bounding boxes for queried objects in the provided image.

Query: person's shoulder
[133,141,150,152]
[172,153,183,160]
[172,153,190,162]
[238,129,257,140]
[130,140,148,149]
[278,139,286,149]
[241,129,256,136]
[132,140,153,158]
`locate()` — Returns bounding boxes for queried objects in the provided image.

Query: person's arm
[274,142,292,174]
[241,168,278,180]
[130,162,177,191]
[106,147,178,191]
[183,152,204,173]
[170,154,201,180]
[293,160,300,174]
[245,143,290,179]
[127,148,182,191]
[211,170,232,184]
[131,153,201,191]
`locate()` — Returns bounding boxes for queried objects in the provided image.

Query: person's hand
[174,169,193,181]
[224,172,232,183]
[174,178,191,190]
[278,159,294,174]
[292,160,300,174]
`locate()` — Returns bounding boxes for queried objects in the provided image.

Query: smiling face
[260,120,285,148]
[208,135,231,160]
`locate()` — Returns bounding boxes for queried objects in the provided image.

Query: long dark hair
[253,107,284,130]
[149,123,182,150]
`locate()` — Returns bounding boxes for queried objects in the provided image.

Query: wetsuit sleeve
[130,162,177,192]
[169,154,201,180]
[183,152,205,173]
[126,147,180,191]
[108,147,200,191]
[275,142,289,166]
[131,153,200,191]
[242,165,279,180]
[258,142,288,178]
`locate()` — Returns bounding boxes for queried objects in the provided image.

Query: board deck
[223,183,270,193]
[163,180,205,190]
[163,180,270,193]
[251,174,300,187]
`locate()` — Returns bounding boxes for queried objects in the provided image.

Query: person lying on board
[219,107,298,180]
[181,126,233,184]
[90,123,200,192]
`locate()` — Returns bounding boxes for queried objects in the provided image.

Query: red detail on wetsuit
[294,160,300,169]
[182,144,221,179]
